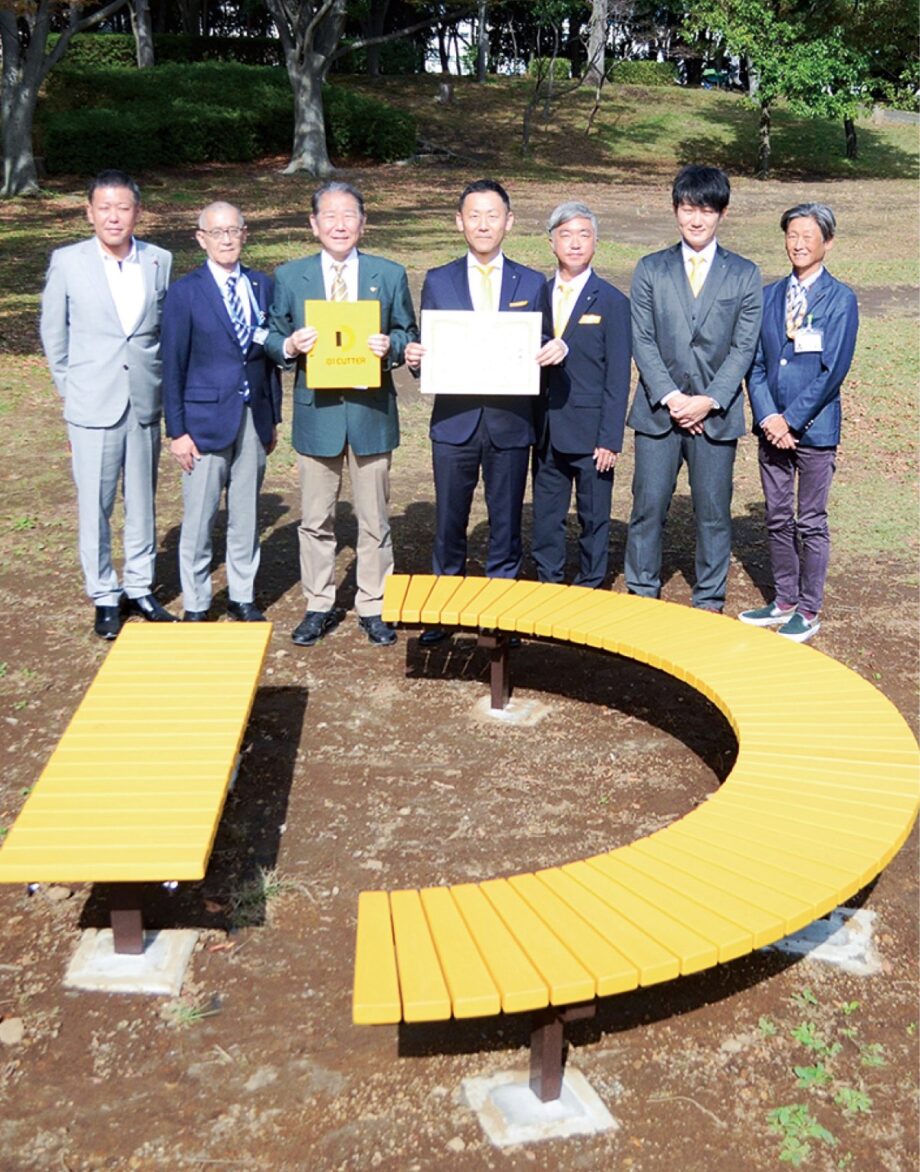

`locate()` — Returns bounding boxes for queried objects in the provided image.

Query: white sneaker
[777,612,821,643]
[738,602,796,627]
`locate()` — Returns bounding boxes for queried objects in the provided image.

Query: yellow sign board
[304,300,382,389]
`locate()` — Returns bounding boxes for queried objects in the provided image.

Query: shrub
[527,56,572,81]
[37,63,415,173]
[609,59,678,86]
[48,32,136,69]
[48,31,283,68]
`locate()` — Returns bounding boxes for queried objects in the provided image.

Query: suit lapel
[499,260,520,309]
[83,240,123,332]
[357,252,381,300]
[562,279,597,340]
[803,268,830,322]
[198,265,239,347]
[133,241,162,335]
[450,257,474,309]
[666,245,695,329]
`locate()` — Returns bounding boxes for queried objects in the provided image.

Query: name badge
[579,314,602,325]
[794,327,823,354]
[252,326,269,346]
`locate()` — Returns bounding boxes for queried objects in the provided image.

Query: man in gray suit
[266,181,417,647]
[40,169,176,639]
[624,165,762,612]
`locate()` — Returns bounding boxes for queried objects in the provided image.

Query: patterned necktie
[786,277,807,339]
[331,262,348,302]
[475,264,495,311]
[225,274,251,350]
[687,254,707,298]
[554,283,574,337]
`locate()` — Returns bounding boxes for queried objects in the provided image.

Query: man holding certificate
[405,179,561,645]
[266,181,417,646]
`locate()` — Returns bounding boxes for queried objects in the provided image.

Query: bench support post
[109,884,145,955]
[529,1002,596,1102]
[476,633,511,710]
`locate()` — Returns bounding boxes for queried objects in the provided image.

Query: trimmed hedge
[48,32,282,67]
[609,59,678,86]
[527,56,572,81]
[38,62,416,173]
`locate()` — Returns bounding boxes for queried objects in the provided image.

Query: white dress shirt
[98,238,145,336]
[322,248,359,301]
[207,260,253,326]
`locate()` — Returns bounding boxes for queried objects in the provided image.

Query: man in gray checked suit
[624,164,762,612]
[40,169,176,639]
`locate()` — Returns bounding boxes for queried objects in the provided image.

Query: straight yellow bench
[0,623,272,952]
[354,575,920,1099]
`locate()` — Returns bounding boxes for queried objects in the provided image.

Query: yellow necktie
[688,255,706,298]
[554,284,574,337]
[475,264,495,311]
[331,262,348,302]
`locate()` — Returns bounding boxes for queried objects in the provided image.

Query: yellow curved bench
[353,575,919,1094]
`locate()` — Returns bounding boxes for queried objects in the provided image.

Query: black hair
[458,179,511,212]
[671,165,731,212]
[87,170,141,204]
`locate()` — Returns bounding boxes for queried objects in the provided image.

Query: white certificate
[419,309,543,396]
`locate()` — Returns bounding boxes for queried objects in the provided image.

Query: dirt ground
[0,174,917,1172]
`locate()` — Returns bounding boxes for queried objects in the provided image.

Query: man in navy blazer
[740,202,858,643]
[532,201,631,589]
[162,201,281,622]
[405,179,561,643]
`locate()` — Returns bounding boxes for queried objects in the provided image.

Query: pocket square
[508,300,529,308]
[579,313,602,324]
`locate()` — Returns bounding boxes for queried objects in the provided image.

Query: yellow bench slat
[390,889,451,1022]
[419,887,501,1018]
[353,891,402,1024]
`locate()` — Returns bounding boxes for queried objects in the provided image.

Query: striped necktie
[786,277,807,339]
[331,262,348,302]
[225,274,251,400]
[554,283,574,337]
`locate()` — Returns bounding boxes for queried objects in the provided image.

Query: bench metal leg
[477,633,511,710]
[109,884,145,955]
[529,1002,596,1102]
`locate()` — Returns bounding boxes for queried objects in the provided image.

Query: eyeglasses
[199,226,245,239]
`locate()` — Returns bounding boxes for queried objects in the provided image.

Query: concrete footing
[766,907,880,976]
[461,1068,617,1146]
[64,928,198,995]
[471,695,551,727]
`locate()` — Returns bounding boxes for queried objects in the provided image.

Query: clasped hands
[667,391,715,435]
[761,413,797,449]
[404,338,566,370]
[286,326,391,359]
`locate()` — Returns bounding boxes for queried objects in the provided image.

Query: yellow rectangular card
[304,300,381,389]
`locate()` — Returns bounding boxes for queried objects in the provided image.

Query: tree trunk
[363,0,390,78]
[1,77,41,197]
[584,0,607,85]
[476,0,488,82]
[756,99,771,179]
[437,26,450,73]
[283,57,334,177]
[844,116,858,159]
[132,0,156,68]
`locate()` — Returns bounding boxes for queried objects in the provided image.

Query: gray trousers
[68,403,160,606]
[625,428,737,610]
[179,407,267,612]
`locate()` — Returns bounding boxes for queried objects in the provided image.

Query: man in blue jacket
[740,202,858,643]
[162,201,281,622]
[532,201,631,588]
[404,179,561,644]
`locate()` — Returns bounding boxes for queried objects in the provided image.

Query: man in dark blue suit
[532,201,632,589]
[162,201,281,622]
[740,202,858,643]
[405,179,561,643]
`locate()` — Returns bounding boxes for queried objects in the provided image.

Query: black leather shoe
[359,614,397,646]
[419,626,449,646]
[124,594,178,622]
[227,600,266,622]
[291,609,342,647]
[94,606,121,640]
[183,610,209,622]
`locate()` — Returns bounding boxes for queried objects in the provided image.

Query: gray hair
[311,181,366,218]
[197,201,245,230]
[780,202,836,241]
[547,201,598,236]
